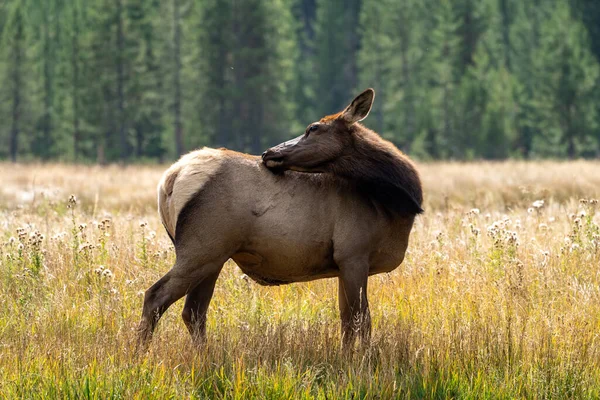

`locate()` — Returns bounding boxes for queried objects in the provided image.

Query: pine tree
[0,1,31,162]
[171,0,184,156]
[533,1,599,158]
[421,0,460,158]
[81,0,119,163]
[194,0,233,148]
[572,0,600,152]
[291,0,317,125]
[127,0,166,160]
[115,0,128,161]
[510,0,551,158]
[314,0,362,113]
[573,0,600,63]
[32,0,57,159]
[68,0,84,160]
[454,0,486,76]
[195,0,297,153]
[357,0,395,136]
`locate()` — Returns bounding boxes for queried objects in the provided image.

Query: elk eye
[309,125,318,132]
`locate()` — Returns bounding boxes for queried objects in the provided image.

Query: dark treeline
[0,0,599,163]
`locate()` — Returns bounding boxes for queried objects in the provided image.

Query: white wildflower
[570,243,580,252]
[532,200,544,209]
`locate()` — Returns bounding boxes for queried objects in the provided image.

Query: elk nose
[261,151,268,160]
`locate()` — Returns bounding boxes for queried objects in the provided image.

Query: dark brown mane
[332,123,423,216]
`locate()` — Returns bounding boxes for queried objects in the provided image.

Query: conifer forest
[0,0,599,162]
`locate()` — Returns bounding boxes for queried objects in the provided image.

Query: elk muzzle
[261,149,285,169]
[262,135,302,169]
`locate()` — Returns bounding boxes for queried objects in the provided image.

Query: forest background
[1,0,599,163]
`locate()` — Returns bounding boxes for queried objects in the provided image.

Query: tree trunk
[134,126,142,157]
[173,0,184,156]
[10,10,24,163]
[345,0,361,95]
[567,133,575,159]
[443,82,451,158]
[399,26,414,144]
[565,103,576,159]
[299,0,316,43]
[42,6,53,160]
[216,43,228,148]
[116,0,127,161]
[500,0,511,70]
[10,79,21,163]
[72,3,81,161]
[374,46,384,135]
[566,111,575,159]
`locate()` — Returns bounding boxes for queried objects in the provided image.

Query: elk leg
[338,260,371,349]
[137,259,223,351]
[181,268,221,345]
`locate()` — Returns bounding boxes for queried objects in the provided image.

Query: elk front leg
[338,259,371,349]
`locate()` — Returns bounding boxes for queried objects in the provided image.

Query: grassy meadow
[1,160,600,398]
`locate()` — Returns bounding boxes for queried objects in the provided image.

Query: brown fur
[138,89,422,351]
[338,123,423,215]
[263,89,422,215]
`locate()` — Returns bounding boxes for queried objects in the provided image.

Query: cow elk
[138,89,423,350]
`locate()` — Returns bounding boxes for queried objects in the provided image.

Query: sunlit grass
[1,161,600,398]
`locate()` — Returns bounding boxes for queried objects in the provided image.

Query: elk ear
[340,88,375,125]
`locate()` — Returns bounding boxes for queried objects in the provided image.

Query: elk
[138,89,423,350]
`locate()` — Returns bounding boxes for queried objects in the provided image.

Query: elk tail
[157,171,177,245]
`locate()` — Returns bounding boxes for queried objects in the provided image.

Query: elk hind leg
[181,268,221,345]
[137,258,223,350]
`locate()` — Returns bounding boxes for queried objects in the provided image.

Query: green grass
[1,162,600,399]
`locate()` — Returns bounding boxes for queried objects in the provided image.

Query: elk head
[262,89,375,172]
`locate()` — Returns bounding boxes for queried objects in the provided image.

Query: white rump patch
[158,148,224,239]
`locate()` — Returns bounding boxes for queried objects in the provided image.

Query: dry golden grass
[1,160,600,398]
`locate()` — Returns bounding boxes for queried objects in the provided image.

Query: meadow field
[1,160,600,399]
